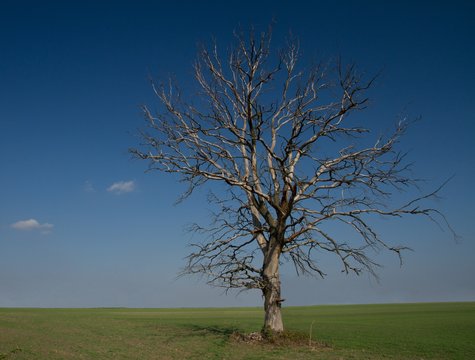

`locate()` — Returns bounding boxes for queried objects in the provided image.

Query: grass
[0,302,474,359]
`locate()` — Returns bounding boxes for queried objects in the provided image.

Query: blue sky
[0,0,474,307]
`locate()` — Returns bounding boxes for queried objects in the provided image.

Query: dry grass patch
[230,329,332,351]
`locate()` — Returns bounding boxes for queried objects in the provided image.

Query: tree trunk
[262,241,284,333]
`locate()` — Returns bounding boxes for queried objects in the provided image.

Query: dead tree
[131,29,450,333]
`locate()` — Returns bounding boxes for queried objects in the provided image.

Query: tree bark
[262,241,284,333]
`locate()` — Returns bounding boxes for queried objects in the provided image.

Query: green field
[1,302,474,359]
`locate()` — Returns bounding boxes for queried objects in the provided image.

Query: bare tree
[131,29,450,333]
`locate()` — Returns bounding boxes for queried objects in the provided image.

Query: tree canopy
[131,28,453,332]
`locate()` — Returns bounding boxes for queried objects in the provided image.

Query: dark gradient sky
[0,0,474,307]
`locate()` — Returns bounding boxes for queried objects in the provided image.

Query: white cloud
[83,180,96,193]
[11,219,54,233]
[107,180,136,194]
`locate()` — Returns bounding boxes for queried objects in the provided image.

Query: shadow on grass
[0,347,22,359]
[188,324,241,338]
[187,324,332,350]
